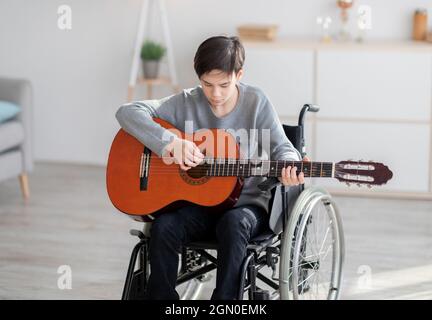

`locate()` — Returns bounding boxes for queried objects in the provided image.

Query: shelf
[242,37,432,52]
[137,76,174,85]
[128,76,180,101]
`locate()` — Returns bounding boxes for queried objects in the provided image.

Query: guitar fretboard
[200,159,333,178]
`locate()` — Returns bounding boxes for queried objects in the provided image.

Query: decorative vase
[142,60,160,79]
[413,8,428,41]
[337,0,354,41]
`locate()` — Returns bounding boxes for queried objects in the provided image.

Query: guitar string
[127,156,371,181]
[129,156,335,176]
[145,165,333,171]
[140,155,371,164]
[143,164,333,171]
[142,159,334,167]
[142,155,340,163]
[136,156,342,174]
[131,162,333,171]
[135,160,333,173]
[134,164,334,177]
[134,169,367,183]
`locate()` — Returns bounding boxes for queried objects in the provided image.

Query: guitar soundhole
[179,165,210,185]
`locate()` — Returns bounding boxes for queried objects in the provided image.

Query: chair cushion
[0,100,20,123]
[0,120,24,153]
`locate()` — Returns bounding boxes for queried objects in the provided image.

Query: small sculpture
[317,16,333,43]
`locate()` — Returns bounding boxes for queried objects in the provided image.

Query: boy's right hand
[163,137,205,171]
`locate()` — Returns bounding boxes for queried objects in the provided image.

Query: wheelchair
[122,104,345,300]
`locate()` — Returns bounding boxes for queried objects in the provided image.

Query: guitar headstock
[335,160,393,188]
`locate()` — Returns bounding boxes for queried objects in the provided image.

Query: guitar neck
[202,159,334,178]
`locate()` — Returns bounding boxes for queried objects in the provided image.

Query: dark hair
[194,36,245,78]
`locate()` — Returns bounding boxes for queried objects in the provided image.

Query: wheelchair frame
[121,104,345,300]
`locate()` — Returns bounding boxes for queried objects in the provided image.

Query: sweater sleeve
[115,94,182,157]
[256,94,302,162]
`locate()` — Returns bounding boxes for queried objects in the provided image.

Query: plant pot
[142,60,160,79]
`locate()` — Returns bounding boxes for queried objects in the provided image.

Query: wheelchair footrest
[253,289,270,300]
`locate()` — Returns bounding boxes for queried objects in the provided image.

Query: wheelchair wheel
[279,186,345,300]
[124,224,213,300]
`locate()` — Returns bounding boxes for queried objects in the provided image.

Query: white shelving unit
[127,0,180,101]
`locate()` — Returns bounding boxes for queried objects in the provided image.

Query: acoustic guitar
[106,118,393,221]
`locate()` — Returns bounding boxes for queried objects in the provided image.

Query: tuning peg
[356,183,361,187]
[345,182,351,187]
[367,184,372,189]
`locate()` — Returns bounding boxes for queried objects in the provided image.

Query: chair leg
[19,173,30,200]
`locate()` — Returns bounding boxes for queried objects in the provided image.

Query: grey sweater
[115,82,301,213]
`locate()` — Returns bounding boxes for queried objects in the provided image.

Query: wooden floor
[0,162,431,300]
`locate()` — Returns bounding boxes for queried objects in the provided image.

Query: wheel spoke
[318,221,332,254]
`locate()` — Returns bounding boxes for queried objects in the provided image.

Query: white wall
[0,0,431,165]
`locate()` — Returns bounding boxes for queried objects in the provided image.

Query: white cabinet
[242,49,314,117]
[315,121,430,193]
[317,51,432,121]
[315,50,432,193]
[243,39,432,198]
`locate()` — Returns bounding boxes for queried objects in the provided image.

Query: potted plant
[140,40,166,79]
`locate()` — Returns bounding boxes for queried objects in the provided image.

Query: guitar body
[106,118,243,221]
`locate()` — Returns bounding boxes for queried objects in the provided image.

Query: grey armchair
[0,77,33,199]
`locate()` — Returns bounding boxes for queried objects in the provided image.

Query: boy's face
[200,69,243,108]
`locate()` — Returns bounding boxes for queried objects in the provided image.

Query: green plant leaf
[140,40,166,60]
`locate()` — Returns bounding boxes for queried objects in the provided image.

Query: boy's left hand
[278,156,311,186]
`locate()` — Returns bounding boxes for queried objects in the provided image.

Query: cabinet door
[314,121,430,193]
[242,48,314,118]
[317,51,432,121]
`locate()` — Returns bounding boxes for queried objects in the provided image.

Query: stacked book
[237,24,279,41]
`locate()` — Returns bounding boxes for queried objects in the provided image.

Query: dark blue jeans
[145,203,269,300]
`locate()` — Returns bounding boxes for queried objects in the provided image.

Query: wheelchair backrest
[282,124,303,154]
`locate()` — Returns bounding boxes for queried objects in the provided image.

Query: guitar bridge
[139,147,151,191]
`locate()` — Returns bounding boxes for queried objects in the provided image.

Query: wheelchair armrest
[130,229,145,239]
[257,177,281,192]
[258,177,298,193]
